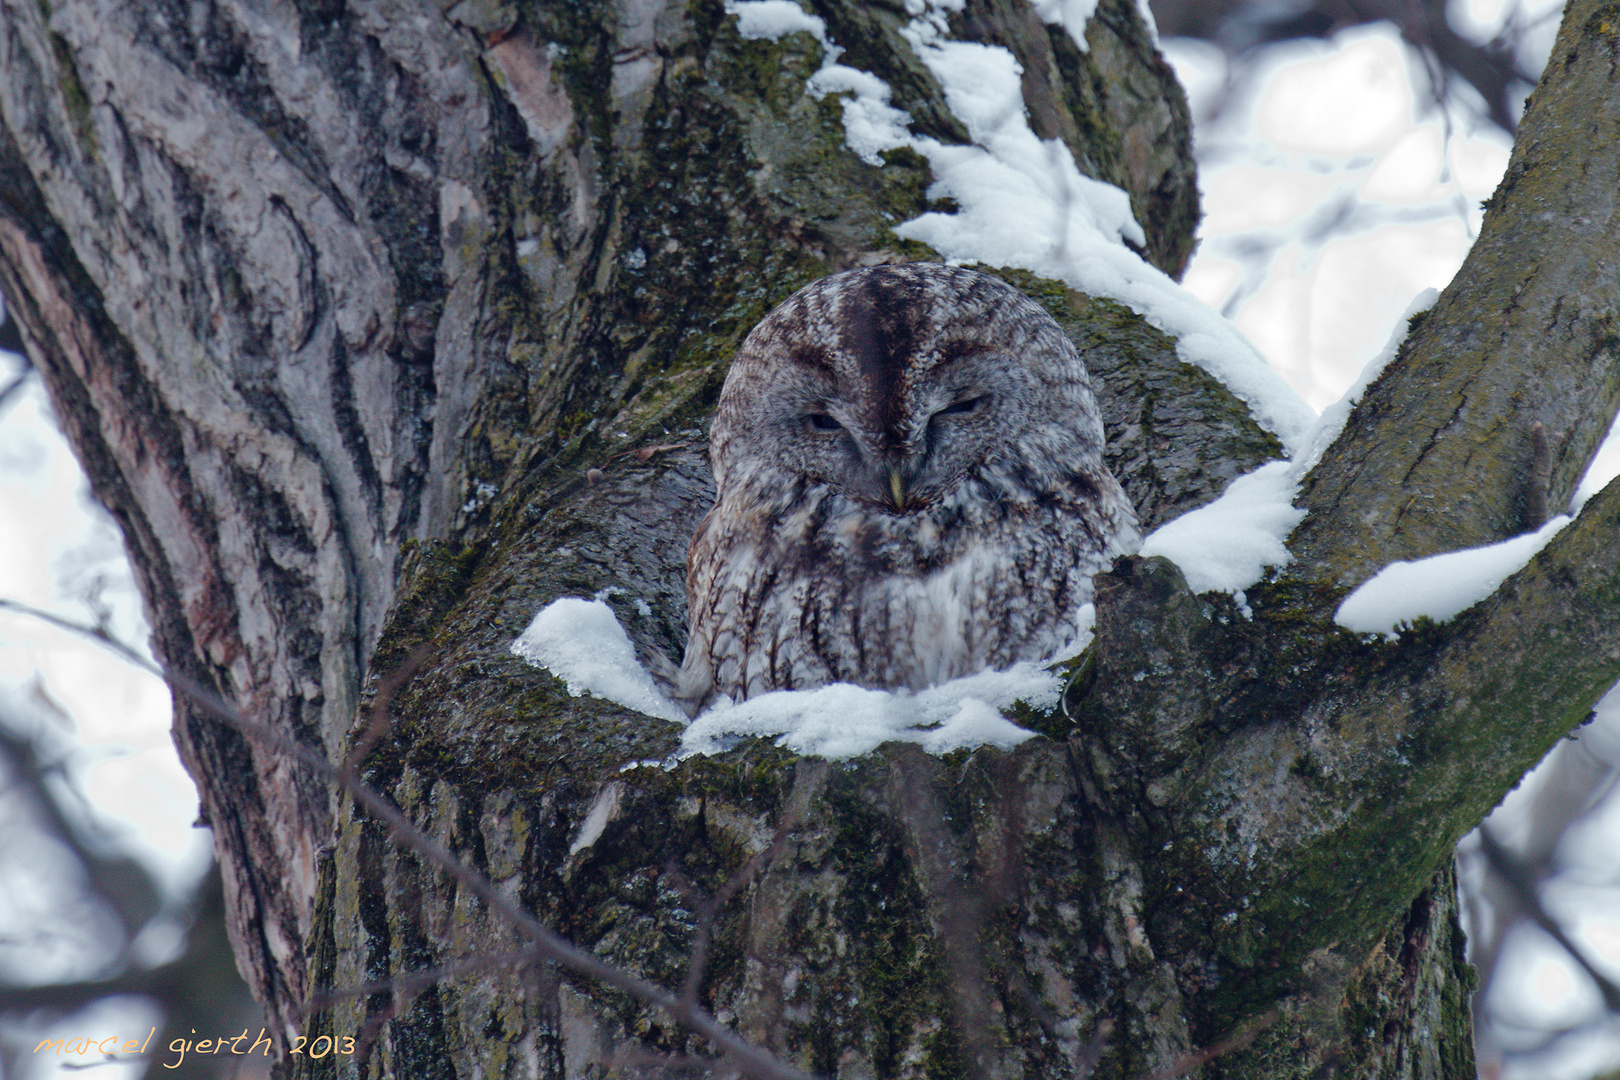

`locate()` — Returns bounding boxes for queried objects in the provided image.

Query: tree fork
[3,0,1618,1075]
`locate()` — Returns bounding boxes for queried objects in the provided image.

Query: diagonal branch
[1288,0,1620,589]
[1089,471,1620,1014]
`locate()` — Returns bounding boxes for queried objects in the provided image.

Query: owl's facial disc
[794,388,995,513]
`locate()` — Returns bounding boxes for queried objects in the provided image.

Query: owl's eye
[806,413,843,432]
[937,395,986,417]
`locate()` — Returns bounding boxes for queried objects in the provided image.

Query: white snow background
[4,0,1614,1077]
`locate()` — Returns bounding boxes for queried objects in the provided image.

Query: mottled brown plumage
[677,263,1139,715]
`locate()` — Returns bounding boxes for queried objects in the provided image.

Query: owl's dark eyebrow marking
[788,345,838,381]
[932,343,994,370]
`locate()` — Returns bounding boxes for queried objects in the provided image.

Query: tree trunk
[2,0,1617,1076]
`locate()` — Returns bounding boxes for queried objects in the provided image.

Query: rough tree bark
[1,0,1617,1076]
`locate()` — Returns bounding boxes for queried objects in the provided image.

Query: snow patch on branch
[725,0,828,41]
[1143,284,1620,628]
[513,599,1096,759]
[1335,515,1571,637]
[511,596,686,723]
[1138,290,1442,602]
[1318,285,1620,636]
[679,663,1050,760]
[897,4,1313,451]
[1028,0,1100,51]
[1139,461,1303,599]
[806,66,913,166]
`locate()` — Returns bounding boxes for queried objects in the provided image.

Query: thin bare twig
[304,946,548,1010]
[667,807,801,1012]
[1132,1008,1280,1080]
[340,642,433,778]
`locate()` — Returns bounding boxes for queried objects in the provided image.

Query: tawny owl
[676,263,1139,715]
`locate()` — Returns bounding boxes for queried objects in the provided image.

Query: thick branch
[1289,0,1620,588]
[1081,473,1620,1015]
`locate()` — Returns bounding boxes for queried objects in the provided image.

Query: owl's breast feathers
[677,463,1138,714]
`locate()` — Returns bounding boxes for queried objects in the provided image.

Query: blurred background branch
[1150,0,1553,132]
[0,687,263,1079]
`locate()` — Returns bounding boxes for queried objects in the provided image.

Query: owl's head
[710,263,1108,512]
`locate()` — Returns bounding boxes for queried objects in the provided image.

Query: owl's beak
[889,467,907,511]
